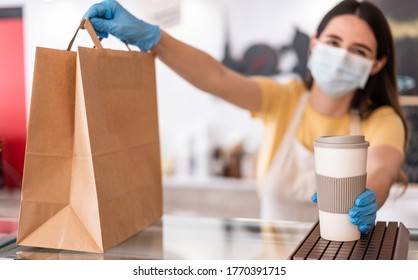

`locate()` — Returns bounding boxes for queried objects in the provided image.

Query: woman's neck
[309,84,354,117]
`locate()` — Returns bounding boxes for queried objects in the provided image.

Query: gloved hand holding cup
[349,188,378,235]
[312,188,378,235]
[313,135,371,241]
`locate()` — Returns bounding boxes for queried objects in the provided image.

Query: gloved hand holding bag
[83,0,160,51]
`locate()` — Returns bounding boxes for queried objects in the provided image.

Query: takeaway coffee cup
[313,135,369,241]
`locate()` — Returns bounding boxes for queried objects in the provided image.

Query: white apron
[260,93,360,222]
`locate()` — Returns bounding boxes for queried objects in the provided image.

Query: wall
[0,0,341,180]
[0,7,26,188]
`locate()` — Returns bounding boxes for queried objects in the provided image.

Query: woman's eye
[352,49,368,58]
[326,40,340,47]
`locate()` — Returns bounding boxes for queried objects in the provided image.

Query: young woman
[83,0,409,234]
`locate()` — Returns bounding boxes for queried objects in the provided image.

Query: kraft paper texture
[17,23,162,253]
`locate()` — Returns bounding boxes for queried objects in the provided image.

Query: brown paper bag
[17,20,162,253]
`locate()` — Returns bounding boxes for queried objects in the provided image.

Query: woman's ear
[370,56,387,76]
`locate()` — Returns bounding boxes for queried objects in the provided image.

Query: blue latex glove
[311,188,378,235]
[311,192,318,203]
[82,0,160,51]
[349,188,378,235]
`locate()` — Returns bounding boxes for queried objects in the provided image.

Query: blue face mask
[307,42,374,98]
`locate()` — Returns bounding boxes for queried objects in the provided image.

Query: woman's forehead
[320,14,377,51]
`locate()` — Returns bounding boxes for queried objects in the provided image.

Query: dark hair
[308,0,409,184]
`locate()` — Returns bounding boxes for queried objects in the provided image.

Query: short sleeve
[250,77,306,122]
[364,107,405,155]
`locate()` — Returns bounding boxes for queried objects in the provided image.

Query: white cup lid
[313,135,370,149]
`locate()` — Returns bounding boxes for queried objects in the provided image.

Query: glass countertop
[0,215,315,260]
[1,215,417,260]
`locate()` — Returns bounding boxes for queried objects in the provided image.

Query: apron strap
[262,92,309,187]
[277,92,309,152]
[349,109,361,135]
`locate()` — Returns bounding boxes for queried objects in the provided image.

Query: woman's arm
[84,1,262,111]
[366,146,404,208]
[152,31,262,112]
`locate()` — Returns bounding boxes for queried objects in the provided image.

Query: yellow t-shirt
[253,77,405,187]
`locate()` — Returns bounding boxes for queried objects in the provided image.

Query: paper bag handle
[67,19,103,51]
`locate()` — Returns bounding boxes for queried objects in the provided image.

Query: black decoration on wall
[221,27,310,79]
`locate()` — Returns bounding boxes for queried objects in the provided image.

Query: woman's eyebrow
[325,34,373,53]
[353,43,373,54]
[324,34,342,41]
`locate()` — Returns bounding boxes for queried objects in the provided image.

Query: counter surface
[1,215,417,260]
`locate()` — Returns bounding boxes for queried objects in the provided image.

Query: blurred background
[0,0,417,224]
[0,0,344,186]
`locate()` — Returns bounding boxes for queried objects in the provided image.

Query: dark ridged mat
[289,221,410,260]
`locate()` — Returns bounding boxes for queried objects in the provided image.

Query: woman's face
[314,14,378,60]
[312,14,387,76]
